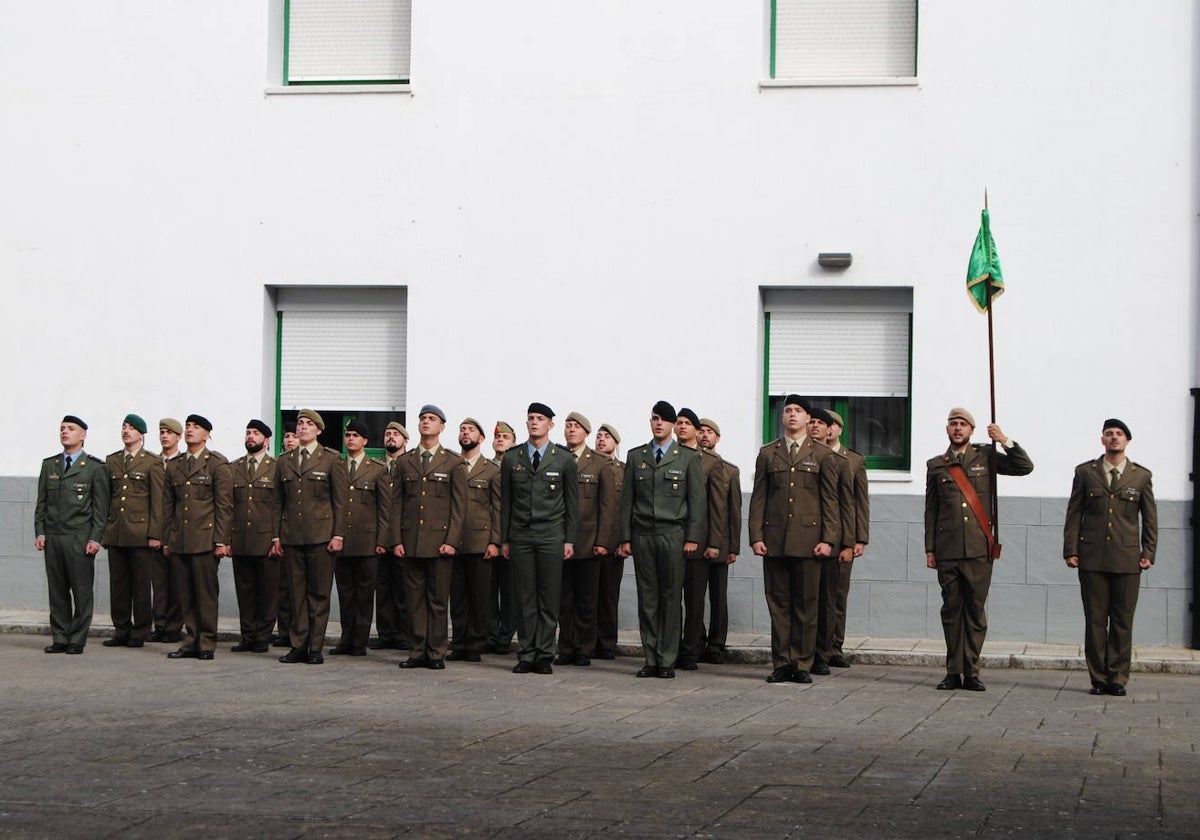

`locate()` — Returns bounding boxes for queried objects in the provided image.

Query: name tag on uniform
[968,465,988,475]
[801,460,817,468]
[310,471,327,478]
[129,471,147,479]
[1121,487,1141,501]
[433,472,449,479]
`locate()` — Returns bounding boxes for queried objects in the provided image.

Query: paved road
[1,633,1197,839]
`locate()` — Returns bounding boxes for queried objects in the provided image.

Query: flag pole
[984,190,1000,547]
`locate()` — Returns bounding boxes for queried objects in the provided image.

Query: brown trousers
[177,551,220,653]
[232,554,281,646]
[763,555,820,671]
[335,555,378,651]
[1079,569,1141,688]
[287,544,335,653]
[107,545,154,642]
[403,555,453,660]
[936,557,993,678]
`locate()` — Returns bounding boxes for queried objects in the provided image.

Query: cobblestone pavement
[1,632,1198,839]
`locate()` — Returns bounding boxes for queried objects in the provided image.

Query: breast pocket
[543,472,563,494]
[578,475,598,501]
[428,473,450,498]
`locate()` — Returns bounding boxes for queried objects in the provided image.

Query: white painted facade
[2,0,1195,503]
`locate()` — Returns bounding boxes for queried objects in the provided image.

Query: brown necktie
[187,454,196,470]
[301,448,310,469]
[1109,467,1119,489]
[350,459,358,481]
[247,457,256,480]
[421,451,432,474]
[123,453,132,471]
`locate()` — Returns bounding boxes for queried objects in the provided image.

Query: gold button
[121,496,126,501]
[961,502,967,508]
[963,516,969,521]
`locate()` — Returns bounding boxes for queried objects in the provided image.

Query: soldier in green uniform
[617,401,706,679]
[36,415,111,654]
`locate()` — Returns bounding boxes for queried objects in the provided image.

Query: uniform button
[790,483,795,488]
[1108,522,1113,527]
[419,519,425,525]
[422,491,427,496]
[787,513,793,518]
[1108,508,1113,514]
[1106,536,1112,541]
[121,496,126,501]
[963,516,969,521]
[183,519,188,524]
[961,502,967,508]
[790,467,796,472]
[186,481,191,485]
[119,507,125,512]
[246,521,251,526]
[788,498,793,504]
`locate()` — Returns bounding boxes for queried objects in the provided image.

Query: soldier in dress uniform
[281,422,299,453]
[35,415,110,655]
[486,421,520,655]
[555,412,617,667]
[331,419,390,656]
[925,407,1033,691]
[162,415,232,661]
[822,410,868,669]
[675,407,724,671]
[101,414,164,648]
[447,418,500,662]
[276,409,346,665]
[393,405,467,670]
[371,420,410,651]
[696,418,742,665]
[271,420,300,648]
[594,422,625,659]
[222,419,281,653]
[1063,418,1156,696]
[617,401,706,679]
[149,417,184,643]
[501,403,579,675]
[748,395,841,684]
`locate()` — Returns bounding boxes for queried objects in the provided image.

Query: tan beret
[386,421,409,439]
[494,421,515,437]
[461,417,486,436]
[565,411,592,434]
[598,423,621,444]
[158,417,183,435]
[947,407,976,427]
[826,410,844,428]
[297,408,325,431]
[698,418,721,436]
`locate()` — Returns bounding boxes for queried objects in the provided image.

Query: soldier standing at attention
[222,419,281,654]
[925,408,1033,691]
[101,414,164,648]
[393,405,467,670]
[617,401,705,680]
[1063,418,1156,697]
[331,419,390,657]
[675,407,724,671]
[696,418,741,665]
[486,421,520,655]
[277,409,345,665]
[594,423,625,660]
[448,418,500,662]
[150,418,184,644]
[822,410,868,669]
[372,420,410,652]
[271,420,300,648]
[162,415,232,661]
[36,415,110,655]
[501,403,579,675]
[281,422,299,454]
[748,395,841,685]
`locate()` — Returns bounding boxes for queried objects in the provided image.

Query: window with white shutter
[284,0,412,85]
[762,288,912,470]
[770,0,917,84]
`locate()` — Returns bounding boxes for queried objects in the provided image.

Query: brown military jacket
[697,447,729,557]
[574,446,618,556]
[748,436,841,557]
[222,452,281,557]
[924,441,1034,560]
[706,456,743,560]
[277,444,346,546]
[1063,457,1157,573]
[393,445,468,557]
[599,456,625,551]
[337,455,391,557]
[163,448,232,555]
[460,455,501,555]
[837,445,870,546]
[103,447,165,547]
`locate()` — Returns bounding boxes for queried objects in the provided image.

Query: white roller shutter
[773,0,916,80]
[287,0,412,83]
[767,310,909,398]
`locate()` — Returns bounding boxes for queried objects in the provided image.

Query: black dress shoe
[657,667,675,679]
[790,669,813,683]
[168,647,197,659]
[533,659,553,675]
[574,655,591,667]
[398,656,429,669]
[699,649,724,665]
[1106,683,1127,697]
[306,652,324,665]
[553,653,575,666]
[126,639,145,648]
[811,660,831,676]
[636,665,658,678]
[828,655,851,669]
[766,665,794,683]
[962,676,986,692]
[936,674,963,690]
[147,630,165,643]
[595,649,615,660]
[102,637,128,647]
[231,641,256,653]
[465,651,482,662]
[512,660,534,673]
[426,659,445,670]
[329,645,353,656]
[445,650,468,661]
[65,644,84,655]
[272,637,291,649]
[44,643,67,653]
[1089,685,1107,696]
[197,650,214,661]
[278,648,308,664]
[676,658,698,671]
[369,638,395,650]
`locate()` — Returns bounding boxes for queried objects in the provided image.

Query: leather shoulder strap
[947,463,999,558]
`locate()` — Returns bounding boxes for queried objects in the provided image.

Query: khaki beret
[698,418,721,436]
[565,411,592,434]
[386,421,409,439]
[158,418,183,435]
[297,408,325,431]
[494,421,515,437]
[947,407,976,427]
[598,423,621,444]
[461,417,486,436]
[826,410,844,428]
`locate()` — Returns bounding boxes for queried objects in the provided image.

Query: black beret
[527,402,555,419]
[808,407,834,425]
[652,400,677,423]
[345,419,370,439]
[784,394,811,411]
[1102,418,1132,440]
[62,414,88,431]
[246,419,272,438]
[186,414,212,432]
[677,407,700,428]
[283,421,297,435]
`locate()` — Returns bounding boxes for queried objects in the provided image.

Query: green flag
[966,208,1004,312]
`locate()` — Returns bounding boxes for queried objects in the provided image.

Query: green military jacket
[102,447,165,547]
[618,440,706,543]
[500,442,580,545]
[1063,457,1156,573]
[35,451,110,541]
